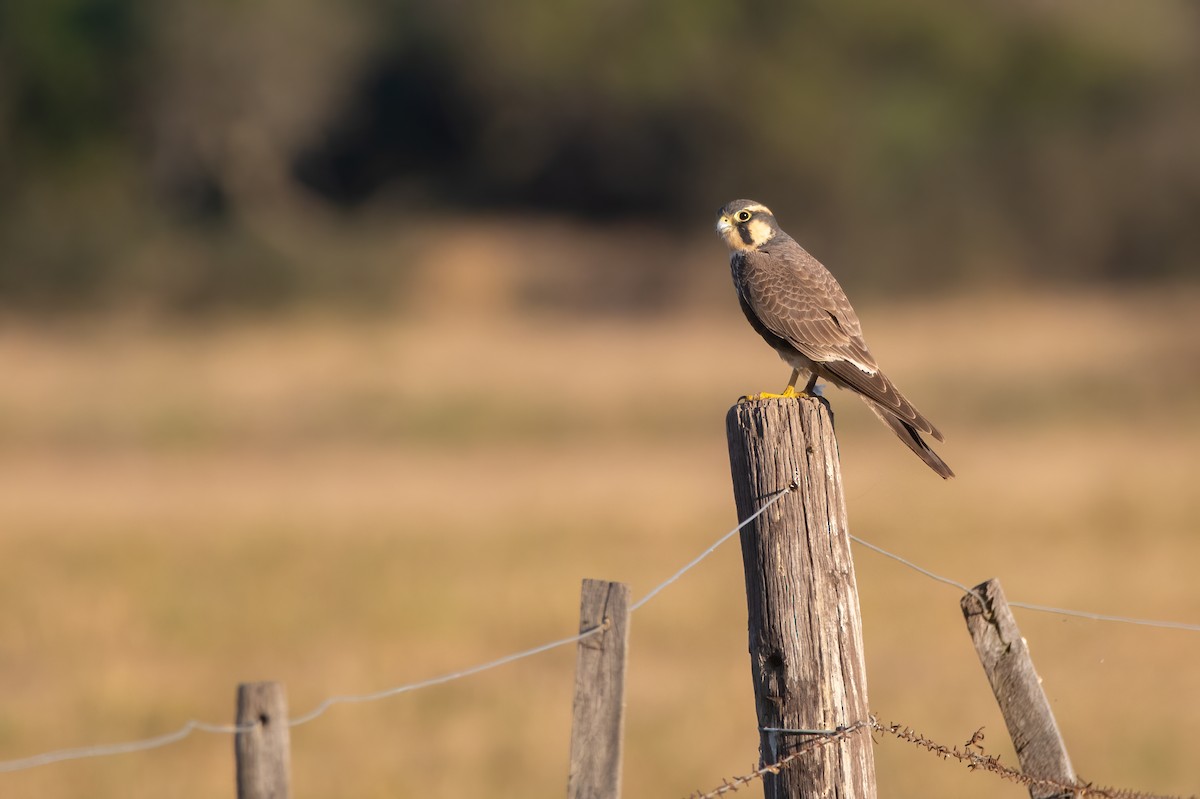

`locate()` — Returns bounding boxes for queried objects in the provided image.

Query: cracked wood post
[726,397,877,799]
[961,578,1076,799]
[566,579,631,799]
[235,681,292,799]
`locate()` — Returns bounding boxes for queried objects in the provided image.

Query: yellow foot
[738,386,812,402]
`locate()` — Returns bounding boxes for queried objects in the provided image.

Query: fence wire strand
[0,484,793,775]
[0,627,605,774]
[850,535,1200,632]
[630,478,795,611]
[0,721,248,774]
[1006,601,1200,632]
[288,625,605,727]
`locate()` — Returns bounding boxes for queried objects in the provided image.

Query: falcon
[716,199,954,479]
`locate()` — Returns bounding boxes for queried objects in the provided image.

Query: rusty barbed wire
[684,720,870,798]
[872,716,1197,799]
[687,715,1196,799]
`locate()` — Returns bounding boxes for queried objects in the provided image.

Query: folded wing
[738,244,944,442]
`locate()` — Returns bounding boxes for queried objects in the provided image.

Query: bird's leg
[778,368,802,398]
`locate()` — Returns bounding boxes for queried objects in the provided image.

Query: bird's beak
[716,217,733,235]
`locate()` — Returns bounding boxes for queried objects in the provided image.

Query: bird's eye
[736,211,752,222]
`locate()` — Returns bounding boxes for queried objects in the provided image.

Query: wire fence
[1,473,1197,790]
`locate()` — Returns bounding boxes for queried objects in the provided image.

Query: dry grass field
[1,279,1198,797]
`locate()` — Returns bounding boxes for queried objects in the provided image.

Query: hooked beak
[716,217,733,235]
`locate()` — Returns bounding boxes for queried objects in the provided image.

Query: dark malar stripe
[738,223,754,245]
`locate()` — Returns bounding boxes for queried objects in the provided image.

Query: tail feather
[863,399,955,479]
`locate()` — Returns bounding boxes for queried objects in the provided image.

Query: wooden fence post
[235,681,292,799]
[726,397,877,798]
[566,579,631,799]
[961,578,1076,799]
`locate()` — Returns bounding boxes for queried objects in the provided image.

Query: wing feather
[736,239,944,440]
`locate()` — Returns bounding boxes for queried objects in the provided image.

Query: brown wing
[736,239,944,441]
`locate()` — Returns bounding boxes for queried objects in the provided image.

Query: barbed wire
[871,717,1197,799]
[688,715,1196,799]
[684,720,870,798]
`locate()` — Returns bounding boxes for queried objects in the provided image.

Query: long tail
[863,399,955,479]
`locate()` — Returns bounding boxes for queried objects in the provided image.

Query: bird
[715,199,954,479]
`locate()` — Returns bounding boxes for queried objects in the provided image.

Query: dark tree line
[2,0,1198,311]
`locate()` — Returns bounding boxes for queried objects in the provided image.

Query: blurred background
[1,1,1198,797]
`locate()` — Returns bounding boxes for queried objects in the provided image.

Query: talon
[740,369,822,401]
[740,390,804,401]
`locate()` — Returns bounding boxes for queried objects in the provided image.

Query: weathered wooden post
[961,578,1076,799]
[566,579,632,799]
[235,681,292,799]
[725,397,877,798]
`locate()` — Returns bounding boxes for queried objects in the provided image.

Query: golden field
[1,278,1199,798]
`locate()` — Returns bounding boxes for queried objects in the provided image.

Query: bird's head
[715,200,780,251]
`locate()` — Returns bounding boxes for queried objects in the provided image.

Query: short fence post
[726,397,877,798]
[566,579,631,799]
[235,681,292,799]
[961,578,1076,799]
